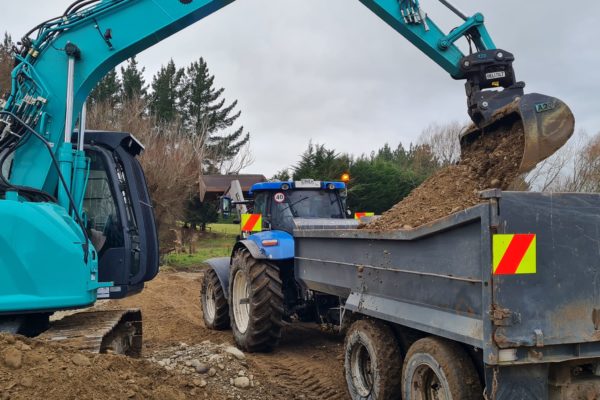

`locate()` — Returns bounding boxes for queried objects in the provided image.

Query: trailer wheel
[229,250,284,352]
[344,319,403,400]
[402,337,482,400]
[201,269,230,330]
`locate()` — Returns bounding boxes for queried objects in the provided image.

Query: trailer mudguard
[204,257,231,299]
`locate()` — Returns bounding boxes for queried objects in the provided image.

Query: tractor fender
[233,240,267,261]
[234,231,295,261]
[204,257,231,298]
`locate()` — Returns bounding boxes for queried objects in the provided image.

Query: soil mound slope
[365,120,524,230]
[0,333,196,400]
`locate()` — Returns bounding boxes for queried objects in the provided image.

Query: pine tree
[88,69,121,105]
[120,57,147,102]
[272,168,291,181]
[292,142,349,181]
[182,57,249,173]
[149,59,185,123]
[184,194,218,231]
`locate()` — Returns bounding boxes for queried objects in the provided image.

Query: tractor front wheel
[201,268,230,330]
[229,249,284,352]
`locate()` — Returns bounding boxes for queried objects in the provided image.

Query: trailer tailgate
[494,192,600,359]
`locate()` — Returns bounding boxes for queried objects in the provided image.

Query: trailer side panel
[295,205,491,348]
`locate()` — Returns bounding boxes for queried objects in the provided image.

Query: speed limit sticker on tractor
[274,192,286,203]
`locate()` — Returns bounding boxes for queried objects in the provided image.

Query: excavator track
[38,309,142,357]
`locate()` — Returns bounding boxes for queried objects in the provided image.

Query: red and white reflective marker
[274,192,286,203]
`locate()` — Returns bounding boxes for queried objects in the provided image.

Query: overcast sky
[2,0,599,176]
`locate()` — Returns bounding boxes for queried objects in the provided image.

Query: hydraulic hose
[0,111,90,263]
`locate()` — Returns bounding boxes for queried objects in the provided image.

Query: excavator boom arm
[1,0,502,199]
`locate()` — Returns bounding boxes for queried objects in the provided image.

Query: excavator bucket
[461,93,575,173]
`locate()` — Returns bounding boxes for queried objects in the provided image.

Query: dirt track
[0,271,347,399]
[108,271,348,399]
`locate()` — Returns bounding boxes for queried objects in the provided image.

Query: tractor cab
[246,179,348,234]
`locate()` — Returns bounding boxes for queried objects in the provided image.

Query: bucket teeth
[461,94,575,174]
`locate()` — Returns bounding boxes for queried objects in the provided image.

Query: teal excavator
[0,0,574,353]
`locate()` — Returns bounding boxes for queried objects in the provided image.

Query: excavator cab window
[84,151,124,254]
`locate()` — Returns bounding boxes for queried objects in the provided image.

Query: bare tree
[525,132,580,191]
[525,130,600,193]
[219,141,255,175]
[417,121,465,166]
[0,62,10,97]
[551,132,600,193]
[0,34,13,97]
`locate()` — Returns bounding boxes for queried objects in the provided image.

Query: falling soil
[365,119,525,230]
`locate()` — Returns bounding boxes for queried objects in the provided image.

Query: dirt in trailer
[365,118,525,230]
[0,271,347,400]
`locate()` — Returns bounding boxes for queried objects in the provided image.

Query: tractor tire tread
[230,250,284,353]
[201,269,230,330]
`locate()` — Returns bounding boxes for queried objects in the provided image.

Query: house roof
[199,174,267,201]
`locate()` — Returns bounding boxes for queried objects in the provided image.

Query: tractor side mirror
[220,196,232,217]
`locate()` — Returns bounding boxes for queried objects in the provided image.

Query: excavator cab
[73,131,159,299]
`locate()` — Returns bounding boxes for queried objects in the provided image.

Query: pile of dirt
[0,333,210,400]
[365,119,524,230]
[1,272,347,400]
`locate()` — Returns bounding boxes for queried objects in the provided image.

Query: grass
[162,223,240,270]
[207,222,241,235]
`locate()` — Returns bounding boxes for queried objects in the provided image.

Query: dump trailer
[293,190,600,399]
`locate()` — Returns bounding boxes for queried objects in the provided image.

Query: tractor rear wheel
[201,268,230,330]
[229,249,284,352]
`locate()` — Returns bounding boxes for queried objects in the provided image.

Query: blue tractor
[201,179,358,352]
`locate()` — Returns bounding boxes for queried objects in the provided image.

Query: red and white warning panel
[493,234,536,275]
